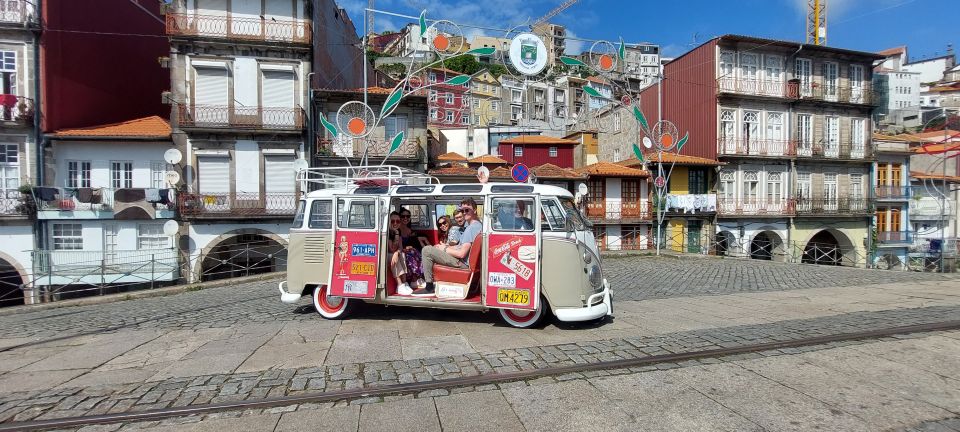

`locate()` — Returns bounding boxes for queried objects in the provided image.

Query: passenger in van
[459,197,479,221]
[436,215,452,246]
[399,208,431,249]
[412,204,483,297]
[447,209,464,246]
[389,211,424,295]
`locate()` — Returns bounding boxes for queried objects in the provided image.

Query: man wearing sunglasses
[413,198,482,297]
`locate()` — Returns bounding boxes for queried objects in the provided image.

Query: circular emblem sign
[508,33,548,75]
[654,176,666,188]
[511,163,530,183]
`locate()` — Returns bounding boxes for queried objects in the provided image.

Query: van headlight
[582,250,592,264]
[587,262,602,288]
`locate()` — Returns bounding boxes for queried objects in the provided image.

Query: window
[138,224,170,249]
[541,198,567,231]
[825,116,839,156]
[743,171,759,202]
[52,223,83,250]
[740,53,758,80]
[688,169,708,194]
[338,198,376,229]
[549,146,558,157]
[67,161,91,188]
[742,111,759,144]
[719,170,736,199]
[383,114,408,140]
[491,197,535,232]
[851,174,863,199]
[766,112,783,141]
[0,51,14,106]
[473,98,480,108]
[851,118,865,157]
[445,93,453,104]
[494,87,499,96]
[150,161,168,189]
[111,161,133,189]
[429,72,437,83]
[429,90,437,102]
[764,55,782,82]
[823,62,839,98]
[766,172,782,203]
[491,101,499,111]
[613,112,621,132]
[308,200,333,229]
[474,114,480,124]
[460,115,469,125]
[445,111,454,123]
[292,200,306,228]
[429,108,438,120]
[719,110,736,152]
[534,89,545,102]
[511,89,522,103]
[514,146,523,157]
[0,143,18,199]
[719,51,735,78]
[511,105,522,120]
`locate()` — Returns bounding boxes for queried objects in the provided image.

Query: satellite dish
[293,158,309,172]
[642,137,653,149]
[477,166,490,184]
[578,182,588,196]
[164,148,183,164]
[165,170,181,185]
[162,220,179,236]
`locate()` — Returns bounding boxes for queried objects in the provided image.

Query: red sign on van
[485,233,538,310]
[329,230,379,299]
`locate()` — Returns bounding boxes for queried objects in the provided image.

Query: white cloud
[564,29,585,55]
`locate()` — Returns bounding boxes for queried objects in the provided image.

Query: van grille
[303,236,328,264]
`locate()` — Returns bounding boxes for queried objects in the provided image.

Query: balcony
[717,138,795,157]
[717,77,877,105]
[316,137,420,159]
[795,140,870,160]
[795,197,871,216]
[177,192,298,218]
[877,231,913,245]
[31,187,176,220]
[0,1,37,26]
[165,13,311,45]
[0,95,34,125]
[0,195,28,217]
[874,186,910,200]
[32,248,179,286]
[662,194,717,214]
[585,201,652,223]
[177,104,304,131]
[911,197,953,220]
[717,198,795,216]
[717,77,790,98]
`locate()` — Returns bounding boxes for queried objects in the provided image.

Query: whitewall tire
[312,285,352,319]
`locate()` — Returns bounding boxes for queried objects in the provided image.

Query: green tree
[440,55,483,75]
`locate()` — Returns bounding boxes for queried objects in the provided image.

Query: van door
[483,195,542,311]
[328,195,380,299]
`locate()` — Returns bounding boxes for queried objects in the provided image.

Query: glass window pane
[491,197,535,232]
[308,200,333,229]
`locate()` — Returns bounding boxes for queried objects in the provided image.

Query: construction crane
[530,0,579,28]
[806,0,826,45]
[367,0,375,34]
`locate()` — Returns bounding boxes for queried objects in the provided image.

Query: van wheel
[312,285,352,320]
[499,298,547,328]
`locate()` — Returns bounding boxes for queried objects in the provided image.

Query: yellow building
[469,71,502,126]
[564,129,598,168]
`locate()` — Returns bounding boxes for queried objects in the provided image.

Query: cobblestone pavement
[0,256,953,341]
[1,304,958,425]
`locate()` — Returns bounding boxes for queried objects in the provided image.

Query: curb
[0,272,285,316]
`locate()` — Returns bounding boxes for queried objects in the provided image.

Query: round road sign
[511,163,530,183]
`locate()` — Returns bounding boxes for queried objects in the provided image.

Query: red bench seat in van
[432,241,483,284]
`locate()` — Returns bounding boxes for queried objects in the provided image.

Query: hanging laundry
[144,188,161,203]
[0,94,17,108]
[34,187,58,202]
[76,188,93,203]
[90,188,103,204]
[114,188,146,203]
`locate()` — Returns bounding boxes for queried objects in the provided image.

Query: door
[796,172,812,212]
[264,155,295,212]
[194,66,229,124]
[586,179,605,219]
[328,196,380,299]
[686,220,702,254]
[876,208,888,234]
[849,65,864,103]
[795,58,812,96]
[262,70,297,127]
[197,156,231,211]
[484,195,541,311]
[825,116,839,158]
[823,62,839,101]
[103,224,118,267]
[851,118,865,158]
[797,114,813,156]
[824,173,838,211]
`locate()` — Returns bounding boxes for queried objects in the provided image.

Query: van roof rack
[297,165,439,189]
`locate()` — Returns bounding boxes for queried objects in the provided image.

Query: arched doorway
[715,231,735,256]
[802,230,853,266]
[750,232,775,260]
[0,257,24,307]
[200,232,287,281]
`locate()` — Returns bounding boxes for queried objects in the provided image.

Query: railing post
[100,257,106,296]
[151,254,156,289]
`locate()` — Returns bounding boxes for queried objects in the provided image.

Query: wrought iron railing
[177,104,304,130]
[0,195,28,216]
[0,95,34,123]
[177,192,298,216]
[877,231,913,244]
[585,201,652,222]
[316,136,420,158]
[31,187,175,213]
[717,77,877,105]
[717,198,795,216]
[717,77,790,98]
[794,140,870,159]
[33,248,179,277]
[165,12,311,44]
[0,1,36,25]
[717,138,795,157]
[874,186,910,200]
[794,197,871,215]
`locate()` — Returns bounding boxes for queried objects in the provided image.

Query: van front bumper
[553,278,613,322]
[278,281,302,304]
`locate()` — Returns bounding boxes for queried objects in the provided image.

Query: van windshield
[559,197,591,229]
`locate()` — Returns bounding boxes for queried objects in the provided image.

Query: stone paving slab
[54,330,960,432]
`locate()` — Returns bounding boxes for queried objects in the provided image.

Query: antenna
[806,0,827,45]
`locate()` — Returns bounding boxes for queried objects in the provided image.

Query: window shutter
[195,67,229,106]
[262,70,295,107]
[198,156,230,194]
[264,155,295,194]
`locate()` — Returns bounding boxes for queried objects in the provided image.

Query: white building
[874,47,922,129]
[903,52,956,108]
[619,44,660,89]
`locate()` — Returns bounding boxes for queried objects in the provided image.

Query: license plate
[350,262,375,276]
[497,289,530,306]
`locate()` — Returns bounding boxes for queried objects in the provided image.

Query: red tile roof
[468,154,509,165]
[530,163,586,180]
[578,161,650,178]
[53,116,171,139]
[911,171,960,183]
[436,151,468,162]
[499,135,580,145]
[429,164,510,178]
[620,152,722,166]
[877,46,906,57]
[586,76,611,85]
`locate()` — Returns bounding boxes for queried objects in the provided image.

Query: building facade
[427,68,470,128]
[496,135,578,169]
[469,71,502,127]
[872,134,913,269]
[578,162,651,251]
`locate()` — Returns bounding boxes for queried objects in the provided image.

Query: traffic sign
[511,163,530,183]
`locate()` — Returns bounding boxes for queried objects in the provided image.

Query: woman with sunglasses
[392,208,425,294]
[436,215,452,246]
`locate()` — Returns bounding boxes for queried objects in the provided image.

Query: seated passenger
[390,211,423,295]
[515,200,534,230]
[411,204,483,297]
[436,215,452,246]
[447,209,464,246]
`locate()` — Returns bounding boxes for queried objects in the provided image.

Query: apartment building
[496,135,579,169]
[638,35,881,265]
[470,71,503,127]
[578,162,651,251]
[0,0,37,305]
[874,46,922,130]
[427,68,470,129]
[531,23,565,66]
[618,44,661,89]
[165,0,311,281]
[872,133,913,269]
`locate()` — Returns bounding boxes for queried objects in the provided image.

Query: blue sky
[342,0,957,62]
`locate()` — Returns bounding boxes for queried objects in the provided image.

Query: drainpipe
[32,0,44,256]
[786,43,804,260]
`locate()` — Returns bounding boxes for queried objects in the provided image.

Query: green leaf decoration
[633,105,649,130]
[445,75,471,86]
[320,113,338,138]
[419,10,426,37]
[632,143,644,162]
[559,56,587,67]
[676,132,689,151]
[583,85,605,99]
[380,86,403,118]
[618,37,625,60]
[389,131,405,154]
[466,47,496,56]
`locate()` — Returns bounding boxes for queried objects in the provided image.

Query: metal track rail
[5,320,960,432]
